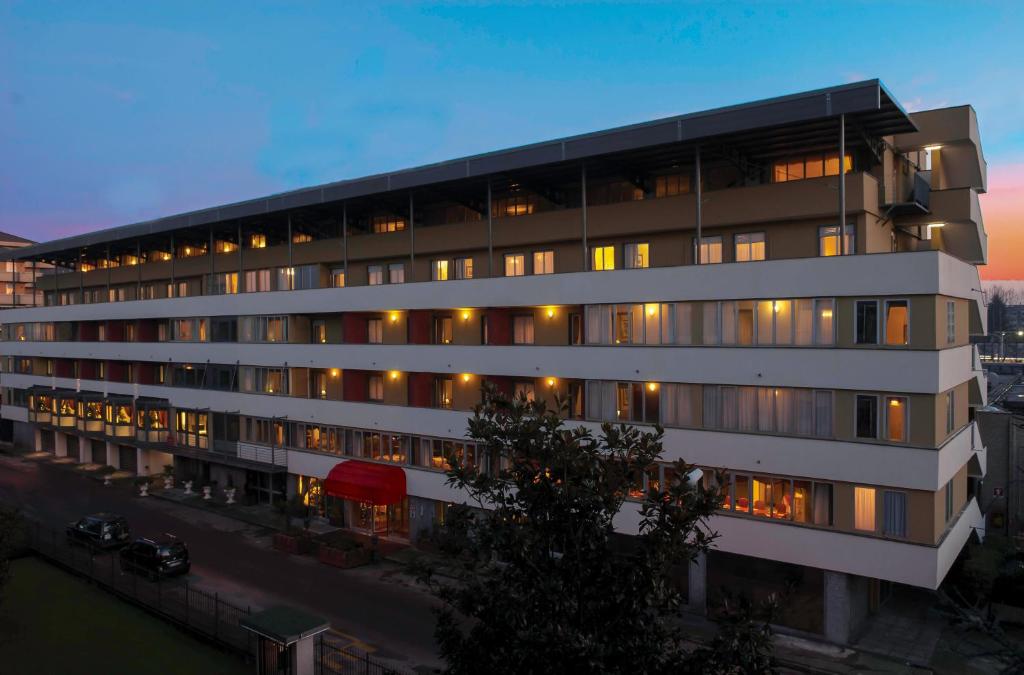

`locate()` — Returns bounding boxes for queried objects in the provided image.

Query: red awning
[323,461,406,505]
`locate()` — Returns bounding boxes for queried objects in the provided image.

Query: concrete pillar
[687,551,708,615]
[824,571,870,644]
[105,441,119,469]
[294,637,314,675]
[136,448,147,477]
[54,432,67,458]
[34,427,43,452]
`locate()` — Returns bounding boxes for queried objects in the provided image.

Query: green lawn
[0,556,248,675]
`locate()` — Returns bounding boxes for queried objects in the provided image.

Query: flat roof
[2,79,914,262]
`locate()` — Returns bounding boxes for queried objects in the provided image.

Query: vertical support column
[136,447,147,477]
[342,203,348,282]
[408,193,415,282]
[169,233,176,296]
[687,551,707,615]
[136,240,142,299]
[486,180,494,277]
[34,427,42,453]
[839,113,847,256]
[105,440,118,469]
[695,145,703,265]
[580,164,588,271]
[237,224,244,293]
[54,432,68,458]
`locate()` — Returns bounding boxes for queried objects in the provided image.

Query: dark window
[210,317,237,342]
[569,312,583,345]
[855,300,878,345]
[855,395,878,439]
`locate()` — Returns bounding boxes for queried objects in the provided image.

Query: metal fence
[24,519,417,675]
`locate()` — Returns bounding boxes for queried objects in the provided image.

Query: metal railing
[25,519,252,654]
[315,635,415,675]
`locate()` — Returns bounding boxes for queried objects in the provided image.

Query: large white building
[0,80,988,642]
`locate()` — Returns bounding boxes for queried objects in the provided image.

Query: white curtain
[757,387,774,432]
[814,391,833,437]
[720,301,736,345]
[674,303,693,345]
[702,303,719,345]
[774,388,795,433]
[702,386,720,428]
[813,483,832,526]
[794,299,814,345]
[794,389,814,435]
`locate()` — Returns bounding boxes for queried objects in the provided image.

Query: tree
[421,386,775,675]
[0,506,25,608]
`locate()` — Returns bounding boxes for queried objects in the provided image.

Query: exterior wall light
[462,373,472,383]
[330,369,340,377]
[389,370,400,380]
[546,308,556,319]
[647,382,658,392]
[546,377,556,387]
[389,312,399,322]
[461,310,471,321]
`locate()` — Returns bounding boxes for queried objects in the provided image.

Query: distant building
[0,231,45,308]
[977,403,1024,535]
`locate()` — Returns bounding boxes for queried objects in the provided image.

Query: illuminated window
[624,243,649,269]
[215,239,238,254]
[367,318,383,344]
[698,236,722,264]
[884,300,909,345]
[734,232,765,262]
[330,268,345,288]
[367,265,383,286]
[292,232,313,244]
[773,153,851,182]
[368,375,384,401]
[513,315,534,345]
[371,216,405,233]
[176,243,207,258]
[854,486,876,531]
[249,233,267,249]
[884,396,907,442]
[514,381,535,402]
[495,191,535,217]
[432,259,449,281]
[591,245,615,271]
[818,225,855,257]
[532,250,554,275]
[455,257,473,280]
[504,254,525,277]
[654,174,689,197]
[388,263,405,284]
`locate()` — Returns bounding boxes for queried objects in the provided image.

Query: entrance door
[66,435,80,461]
[118,445,137,474]
[91,440,106,464]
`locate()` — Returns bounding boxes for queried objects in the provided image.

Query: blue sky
[2,1,1022,244]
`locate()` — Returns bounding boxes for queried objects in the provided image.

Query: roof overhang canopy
[324,460,406,505]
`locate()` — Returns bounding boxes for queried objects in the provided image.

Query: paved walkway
[854,589,945,666]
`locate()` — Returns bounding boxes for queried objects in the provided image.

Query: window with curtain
[504,254,525,277]
[854,486,876,531]
[699,236,723,264]
[455,257,473,280]
[734,232,765,262]
[388,263,405,284]
[513,315,534,344]
[884,300,909,345]
[815,298,835,345]
[885,396,907,442]
[624,243,649,269]
[702,302,719,345]
[883,491,907,537]
[367,265,383,286]
[813,483,833,526]
[660,384,696,427]
[818,225,856,256]
[532,250,554,275]
[591,245,615,271]
[432,259,449,281]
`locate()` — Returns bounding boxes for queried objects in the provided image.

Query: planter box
[273,533,300,554]
[318,544,371,569]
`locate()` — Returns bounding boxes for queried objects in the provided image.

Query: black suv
[66,513,131,550]
[119,536,191,579]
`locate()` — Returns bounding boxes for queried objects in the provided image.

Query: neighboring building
[977,403,1024,536]
[0,80,988,643]
[0,231,45,308]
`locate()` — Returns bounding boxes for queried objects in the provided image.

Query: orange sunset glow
[980,163,1023,280]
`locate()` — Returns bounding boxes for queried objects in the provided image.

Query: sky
[1,1,1021,279]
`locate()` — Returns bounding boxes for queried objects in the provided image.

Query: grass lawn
[0,556,248,675]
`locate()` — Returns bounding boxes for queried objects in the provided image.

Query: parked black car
[65,513,131,550]
[119,536,191,579]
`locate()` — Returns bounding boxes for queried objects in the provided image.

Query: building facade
[0,80,988,643]
[0,231,44,309]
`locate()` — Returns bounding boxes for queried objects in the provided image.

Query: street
[0,454,442,671]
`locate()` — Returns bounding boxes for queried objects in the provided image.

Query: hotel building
[0,81,988,642]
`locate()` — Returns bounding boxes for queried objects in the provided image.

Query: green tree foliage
[0,506,26,607]
[422,386,775,674]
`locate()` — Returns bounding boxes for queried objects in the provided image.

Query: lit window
[591,245,615,271]
[215,240,238,254]
[432,259,449,281]
[249,234,267,249]
[698,236,722,264]
[818,225,855,257]
[292,232,313,244]
[884,300,909,346]
[372,216,405,233]
[734,232,765,262]
[388,263,405,284]
[504,254,525,277]
[532,250,554,275]
[367,265,383,286]
[624,243,649,269]
[455,258,473,280]
[654,174,689,197]
[514,381,536,402]
[368,375,384,401]
[885,396,907,442]
[854,486,876,531]
[367,319,383,344]
[513,315,534,344]
[331,268,345,288]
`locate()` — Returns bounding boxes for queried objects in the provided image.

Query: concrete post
[136,447,148,477]
[823,570,869,644]
[105,441,119,469]
[33,427,42,452]
[54,432,67,458]
[687,551,707,615]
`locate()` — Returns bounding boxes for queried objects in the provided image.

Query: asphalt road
[0,454,442,671]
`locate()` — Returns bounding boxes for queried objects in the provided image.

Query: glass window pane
[756,301,774,345]
[815,299,835,345]
[854,487,876,531]
[884,300,909,346]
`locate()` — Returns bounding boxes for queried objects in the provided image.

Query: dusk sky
[1,1,1021,279]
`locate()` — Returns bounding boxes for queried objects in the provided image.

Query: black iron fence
[24,519,417,674]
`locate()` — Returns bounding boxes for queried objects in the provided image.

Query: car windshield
[158,543,185,558]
